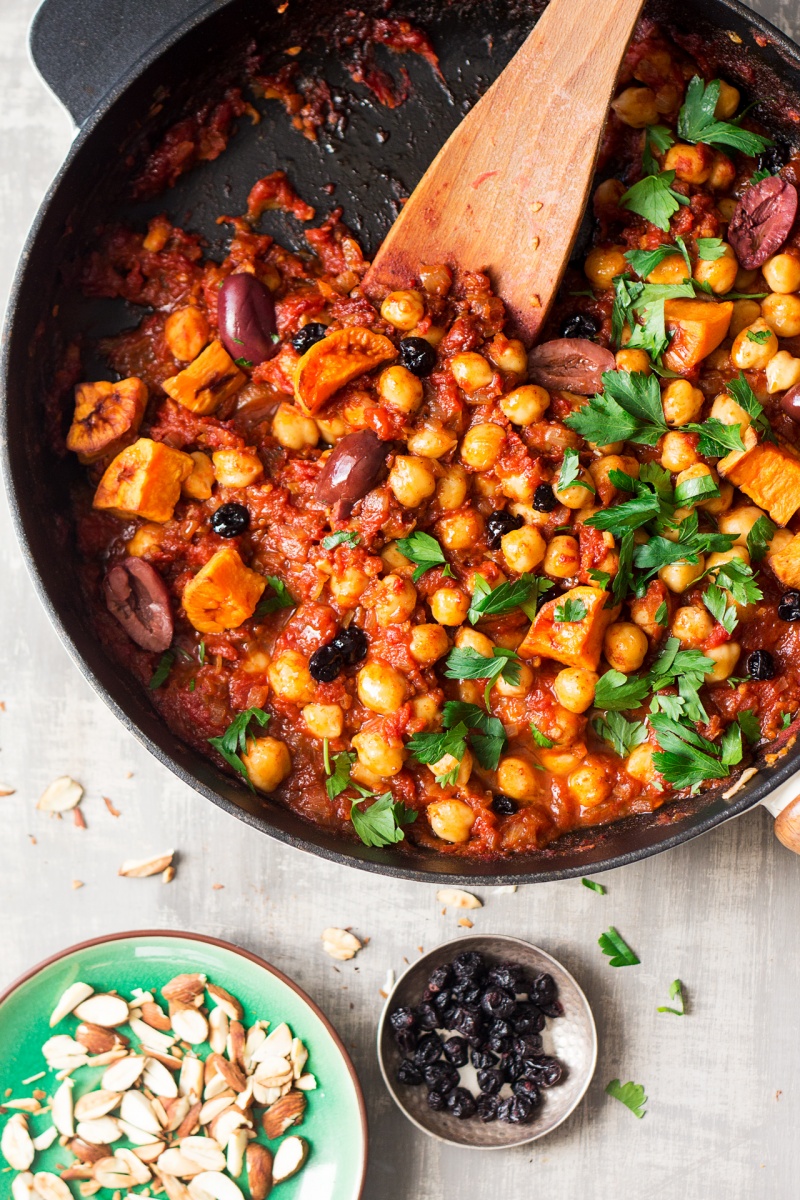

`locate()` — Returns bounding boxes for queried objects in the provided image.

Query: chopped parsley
[582,877,606,895]
[642,123,675,174]
[586,468,669,533]
[606,1079,648,1119]
[684,417,746,458]
[634,509,737,582]
[444,646,522,706]
[198,640,206,666]
[678,75,771,156]
[468,573,552,626]
[726,372,774,441]
[589,568,612,589]
[649,713,730,792]
[566,370,668,448]
[737,709,761,745]
[673,472,720,507]
[407,721,470,786]
[234,356,253,369]
[712,558,763,606]
[747,515,777,563]
[443,701,508,770]
[782,713,793,730]
[350,792,417,848]
[747,328,772,344]
[396,531,454,583]
[599,927,640,967]
[696,237,727,261]
[702,582,738,634]
[324,748,356,801]
[557,447,595,495]
[254,576,296,618]
[625,243,687,281]
[655,601,669,627]
[594,711,648,758]
[148,651,174,691]
[208,708,271,789]
[620,170,689,233]
[657,978,686,1016]
[322,530,361,549]
[555,597,588,623]
[530,722,556,749]
[594,669,651,712]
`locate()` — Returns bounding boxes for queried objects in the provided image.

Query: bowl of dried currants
[377,934,597,1148]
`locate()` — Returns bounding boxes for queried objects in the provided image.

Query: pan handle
[760,777,800,855]
[28,0,210,127]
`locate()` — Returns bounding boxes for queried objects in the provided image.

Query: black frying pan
[5,0,800,884]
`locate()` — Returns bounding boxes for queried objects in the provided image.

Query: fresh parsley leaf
[703,583,738,634]
[634,510,736,580]
[678,75,771,156]
[444,646,522,688]
[620,170,689,232]
[642,123,675,174]
[655,601,668,627]
[737,709,761,745]
[555,597,588,623]
[650,713,729,792]
[208,708,271,788]
[696,237,727,261]
[254,576,296,617]
[747,328,772,344]
[407,722,469,785]
[626,280,696,362]
[685,417,746,458]
[350,792,417,847]
[586,485,662,534]
[612,529,636,606]
[746,515,777,563]
[468,573,549,626]
[198,640,206,665]
[234,356,253,369]
[530,723,556,749]
[594,711,648,757]
[396,531,454,583]
[582,878,606,895]
[322,530,361,549]
[673,472,720,507]
[594,670,651,711]
[566,388,644,447]
[657,978,686,1016]
[720,721,743,767]
[558,447,595,495]
[713,558,762,606]
[589,569,612,589]
[610,275,643,348]
[443,701,508,770]
[625,243,686,281]
[598,927,640,967]
[189,678,196,691]
[606,1079,648,1118]
[325,749,356,800]
[726,372,773,440]
[148,651,174,691]
[750,167,772,184]
[782,712,793,730]
[597,370,669,441]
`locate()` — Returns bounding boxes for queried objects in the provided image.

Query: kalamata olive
[104,558,173,653]
[781,383,800,422]
[218,273,278,366]
[315,430,387,507]
[527,337,616,394]
[728,175,798,269]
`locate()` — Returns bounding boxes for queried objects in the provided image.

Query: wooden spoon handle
[774,794,800,854]
[364,0,645,341]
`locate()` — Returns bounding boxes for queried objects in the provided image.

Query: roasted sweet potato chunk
[718,437,800,526]
[66,377,148,463]
[770,533,800,588]
[93,438,193,523]
[518,586,616,670]
[293,327,397,415]
[162,339,246,415]
[663,299,733,373]
[182,545,266,633]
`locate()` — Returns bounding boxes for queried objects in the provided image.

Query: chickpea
[766,350,800,394]
[430,586,470,626]
[451,352,494,393]
[568,758,613,808]
[460,422,505,469]
[436,464,469,510]
[459,680,485,706]
[544,535,580,578]
[672,605,714,647]
[164,306,210,362]
[704,641,741,683]
[611,85,659,128]
[352,729,406,777]
[350,760,385,792]
[500,470,536,504]
[499,384,550,425]
[762,252,800,295]
[437,508,485,550]
[709,390,751,431]
[761,292,800,338]
[272,402,319,450]
[419,263,453,296]
[212,448,263,488]
[589,454,639,502]
[315,415,349,444]
[665,141,713,184]
[718,505,767,546]
[661,379,704,426]
[659,556,706,593]
[127,522,165,557]
[428,798,475,843]
[241,737,292,793]
[381,541,415,577]
[734,265,760,291]
[707,547,750,576]
[767,529,795,561]
[731,319,779,370]
[406,423,457,458]
[182,451,215,501]
[715,79,740,119]
[378,364,424,414]
[694,243,738,294]
[717,197,738,222]
[647,254,689,285]
[626,743,658,784]
[268,650,316,704]
[729,299,763,338]
[584,246,628,290]
[707,151,736,192]
[541,703,583,747]
[496,754,542,801]
[594,178,626,212]
[538,746,586,776]
[704,480,733,517]
[661,431,699,473]
[302,703,344,740]
[501,524,546,573]
[473,473,502,500]
[329,565,369,608]
[487,335,528,375]
[455,626,494,657]
[372,575,417,626]
[615,348,651,374]
[410,623,450,665]
[431,747,474,789]
[554,667,598,714]
[380,289,425,331]
[357,661,408,714]
[554,468,595,512]
[604,622,648,673]
[388,455,437,507]
[411,695,441,727]
[495,661,534,698]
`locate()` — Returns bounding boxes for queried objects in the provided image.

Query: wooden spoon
[363,0,645,343]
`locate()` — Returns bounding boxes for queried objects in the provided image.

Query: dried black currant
[476,1092,499,1122]
[501,1052,526,1082]
[414,1032,444,1066]
[512,1077,542,1105]
[425,964,453,995]
[442,1037,469,1067]
[399,336,437,377]
[451,980,482,1006]
[476,1067,504,1095]
[480,988,516,1020]
[423,1061,459,1094]
[488,1018,512,1039]
[389,1007,416,1037]
[538,998,564,1019]
[450,1005,484,1043]
[511,1003,545,1034]
[432,988,452,1014]
[416,1002,439,1030]
[330,625,369,667]
[470,1047,497,1070]
[291,322,327,355]
[487,961,527,993]
[528,972,558,1007]
[778,591,800,622]
[210,502,250,538]
[513,1033,543,1058]
[447,1087,477,1119]
[560,312,600,340]
[427,1089,446,1111]
[528,1055,564,1087]
[497,1094,535,1124]
[491,794,518,816]
[308,643,344,683]
[452,950,485,980]
[487,1033,512,1055]
[748,650,776,680]
[486,510,524,550]
[533,483,558,513]
[396,1059,423,1086]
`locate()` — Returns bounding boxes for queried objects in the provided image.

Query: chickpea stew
[57,20,800,860]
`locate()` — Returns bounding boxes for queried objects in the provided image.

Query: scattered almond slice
[37,776,83,813]
[120,1090,162,1136]
[11,1172,35,1200]
[116,1145,153,1185]
[246,1144,273,1200]
[75,1116,123,1145]
[179,1135,226,1172]
[101,1054,147,1091]
[51,1079,75,1136]
[458,917,475,928]
[0,784,16,796]
[188,1171,246,1199]
[74,993,130,1028]
[119,850,175,877]
[171,1004,210,1045]
[143,1056,179,1098]
[295,1073,317,1091]
[74,1090,122,1121]
[32,1173,72,1200]
[92,1156,134,1190]
[272,1135,308,1183]
[436,887,482,909]
[321,928,362,961]
[1,1113,35,1170]
[31,1127,58,1152]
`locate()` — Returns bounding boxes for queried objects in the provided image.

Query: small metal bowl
[377,934,597,1149]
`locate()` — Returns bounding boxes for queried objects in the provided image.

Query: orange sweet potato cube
[93,437,193,523]
[162,339,246,415]
[182,545,266,633]
[770,533,800,588]
[518,586,616,671]
[718,438,800,526]
[293,327,398,415]
[663,299,733,373]
[66,377,148,464]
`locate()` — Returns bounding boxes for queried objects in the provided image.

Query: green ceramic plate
[0,930,367,1198]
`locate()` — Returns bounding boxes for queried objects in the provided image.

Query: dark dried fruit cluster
[389,951,566,1125]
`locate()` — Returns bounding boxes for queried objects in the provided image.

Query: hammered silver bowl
[377,934,597,1148]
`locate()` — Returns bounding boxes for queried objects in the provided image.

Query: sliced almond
[252,1083,281,1107]
[74,1090,122,1121]
[199,1094,235,1126]
[144,1056,180,1098]
[32,1173,72,1200]
[68,1138,111,1164]
[1,1113,34,1170]
[141,1001,173,1032]
[163,973,207,1006]
[203,1072,231,1102]
[253,1056,293,1089]
[37,776,83,813]
[129,1017,176,1053]
[262,1091,305,1140]
[174,1099,202,1140]
[436,886,482,909]
[227,1021,245,1071]
[42,1034,86,1067]
[226,1129,248,1180]
[75,1116,122,1145]
[102,1054,146,1091]
[321,928,362,961]
[51,1079,75,1136]
[114,1146,152,1185]
[119,850,174,878]
[158,1148,205,1178]
[120,1090,161,1136]
[242,1025,267,1072]
[206,984,243,1021]
[188,1172,245,1200]
[170,1004,209,1045]
[179,1136,226,1172]
[11,1173,35,1200]
[208,1006,228,1055]
[32,1126,58,1151]
[179,1055,205,1101]
[209,1107,252,1148]
[73,993,129,1028]
[160,1174,193,1200]
[117,1118,164,1146]
[207,1053,246,1094]
[271,1135,308,1184]
[295,1073,317,1091]
[91,1157,133,1191]
[235,1077,254,1111]
[75,1022,125,1055]
[50,982,94,1027]
[3,1099,41,1112]
[289,1037,308,1080]
[133,1141,164,1164]
[245,1144,273,1200]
